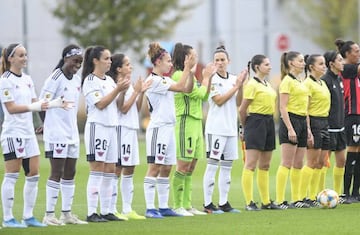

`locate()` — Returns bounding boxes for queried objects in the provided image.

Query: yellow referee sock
[333,166,345,195]
[299,166,314,200]
[290,168,301,202]
[276,165,289,203]
[241,168,254,205]
[309,168,321,200]
[318,167,328,192]
[257,169,270,205]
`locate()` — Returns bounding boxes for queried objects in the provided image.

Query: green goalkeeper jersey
[172,70,208,120]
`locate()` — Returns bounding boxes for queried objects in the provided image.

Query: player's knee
[62,169,76,180]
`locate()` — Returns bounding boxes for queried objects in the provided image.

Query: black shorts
[244,114,275,151]
[328,129,346,151]
[279,113,307,147]
[309,116,330,150]
[345,115,360,146]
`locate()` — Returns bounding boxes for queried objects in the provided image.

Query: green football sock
[183,172,193,209]
[172,171,185,209]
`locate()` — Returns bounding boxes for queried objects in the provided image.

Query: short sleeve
[40,76,59,101]
[82,79,102,105]
[279,77,291,94]
[243,81,256,100]
[147,76,172,95]
[0,78,14,103]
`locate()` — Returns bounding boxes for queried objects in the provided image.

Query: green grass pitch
[0,137,359,235]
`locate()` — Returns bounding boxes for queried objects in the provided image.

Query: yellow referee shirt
[244,77,277,115]
[304,76,330,117]
[279,74,309,116]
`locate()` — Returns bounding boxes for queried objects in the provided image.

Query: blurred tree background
[52,0,196,57]
[282,0,359,49]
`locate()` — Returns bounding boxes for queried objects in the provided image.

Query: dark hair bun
[334,39,345,48]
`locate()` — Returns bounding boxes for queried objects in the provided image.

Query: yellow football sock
[257,169,270,205]
[318,167,328,192]
[333,166,345,195]
[241,168,254,205]
[276,165,289,203]
[299,166,314,200]
[290,168,301,202]
[309,168,321,200]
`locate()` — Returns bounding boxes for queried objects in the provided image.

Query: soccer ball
[316,189,339,209]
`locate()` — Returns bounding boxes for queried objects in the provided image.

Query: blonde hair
[0,43,21,75]
[148,42,167,65]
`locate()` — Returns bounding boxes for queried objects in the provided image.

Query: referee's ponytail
[280,51,301,80]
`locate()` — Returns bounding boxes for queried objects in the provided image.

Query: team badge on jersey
[97,151,105,157]
[3,89,12,100]
[211,85,215,91]
[44,92,52,101]
[94,92,99,97]
[162,79,167,84]
[55,148,63,154]
[156,154,165,164]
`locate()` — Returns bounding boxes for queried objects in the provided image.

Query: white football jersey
[0,71,37,138]
[40,68,81,144]
[205,72,238,136]
[118,85,140,129]
[145,73,175,129]
[82,74,118,126]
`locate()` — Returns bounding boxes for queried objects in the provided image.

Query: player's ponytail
[172,42,193,71]
[107,53,125,82]
[335,38,355,59]
[81,45,106,85]
[0,43,21,75]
